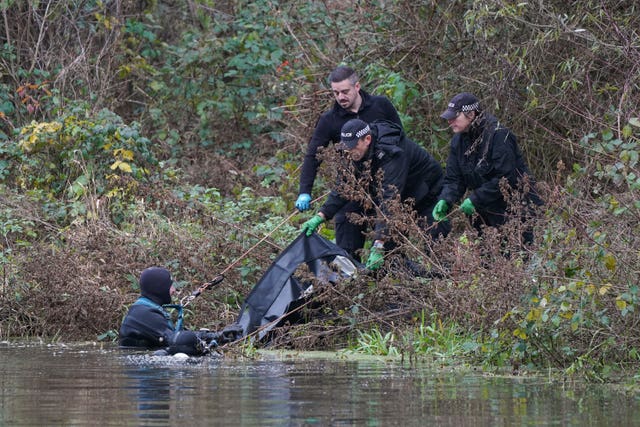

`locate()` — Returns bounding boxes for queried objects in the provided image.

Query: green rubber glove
[301,214,324,236]
[366,246,384,271]
[460,198,475,215]
[432,200,449,221]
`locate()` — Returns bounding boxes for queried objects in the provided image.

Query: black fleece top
[299,90,401,196]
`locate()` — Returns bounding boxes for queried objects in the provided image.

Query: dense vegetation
[1,0,638,379]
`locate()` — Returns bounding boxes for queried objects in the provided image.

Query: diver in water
[119,266,230,356]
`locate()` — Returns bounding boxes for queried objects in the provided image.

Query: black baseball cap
[338,119,370,149]
[440,92,480,120]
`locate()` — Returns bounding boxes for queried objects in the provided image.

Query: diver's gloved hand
[460,198,475,215]
[220,323,244,343]
[295,193,312,211]
[432,200,449,221]
[301,214,324,236]
[196,330,221,346]
[167,330,206,356]
[195,324,243,347]
[366,246,384,271]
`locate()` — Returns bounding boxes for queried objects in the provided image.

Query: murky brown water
[1,342,638,426]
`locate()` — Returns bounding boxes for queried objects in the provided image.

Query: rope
[213,191,329,276]
[180,191,330,307]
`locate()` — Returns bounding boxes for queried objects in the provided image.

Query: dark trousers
[472,205,534,246]
[415,199,452,241]
[334,200,366,260]
[334,198,451,261]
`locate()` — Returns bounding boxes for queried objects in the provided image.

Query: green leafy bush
[4,107,156,224]
[505,118,640,372]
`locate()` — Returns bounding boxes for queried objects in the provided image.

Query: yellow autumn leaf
[598,284,612,296]
[616,299,627,310]
[513,328,527,339]
[105,188,120,197]
[117,162,132,173]
[526,308,541,321]
[604,253,616,271]
[113,148,135,161]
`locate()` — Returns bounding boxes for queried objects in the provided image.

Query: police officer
[301,119,450,270]
[432,92,542,244]
[295,66,402,260]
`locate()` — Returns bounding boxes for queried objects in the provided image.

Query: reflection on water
[127,366,171,422]
[0,342,639,426]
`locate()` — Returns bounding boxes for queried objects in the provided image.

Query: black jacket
[299,90,401,195]
[438,113,541,214]
[319,120,443,238]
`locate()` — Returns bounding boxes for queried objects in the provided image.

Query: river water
[1,342,638,426]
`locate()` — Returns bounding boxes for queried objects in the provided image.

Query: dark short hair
[329,66,358,84]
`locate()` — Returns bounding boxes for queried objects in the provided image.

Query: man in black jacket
[295,66,402,260]
[301,119,450,270]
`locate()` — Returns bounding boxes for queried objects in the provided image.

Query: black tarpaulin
[236,232,361,340]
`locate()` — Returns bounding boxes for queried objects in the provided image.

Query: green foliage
[175,185,298,245]
[0,203,37,301]
[123,0,326,154]
[410,312,479,361]
[580,119,640,192]
[350,327,400,357]
[502,119,640,372]
[254,158,286,188]
[0,204,37,246]
[363,64,419,130]
[5,107,156,224]
[348,312,479,362]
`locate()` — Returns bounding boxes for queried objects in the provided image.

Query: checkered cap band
[341,124,370,140]
[355,125,370,138]
[448,102,479,112]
